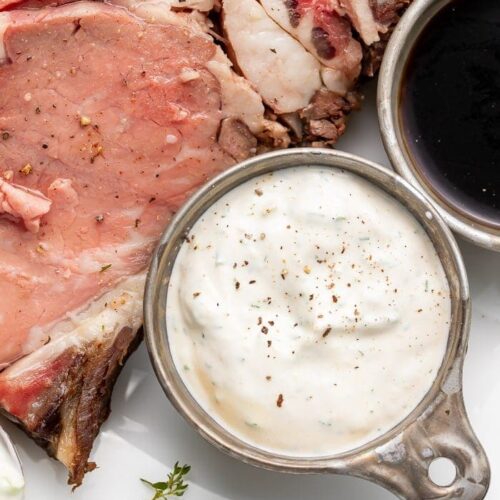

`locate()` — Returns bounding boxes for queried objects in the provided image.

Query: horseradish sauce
[166,167,451,456]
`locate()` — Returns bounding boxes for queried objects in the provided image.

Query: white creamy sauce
[0,428,24,500]
[167,167,451,456]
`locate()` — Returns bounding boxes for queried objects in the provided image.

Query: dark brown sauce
[400,0,500,227]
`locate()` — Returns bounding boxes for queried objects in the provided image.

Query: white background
[3,82,499,499]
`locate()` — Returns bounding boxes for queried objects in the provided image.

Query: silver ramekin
[378,0,500,252]
[144,149,490,499]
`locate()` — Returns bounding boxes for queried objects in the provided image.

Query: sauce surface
[400,0,500,227]
[0,428,23,500]
[167,167,451,456]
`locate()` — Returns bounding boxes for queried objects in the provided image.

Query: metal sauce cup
[378,0,500,251]
[144,149,490,499]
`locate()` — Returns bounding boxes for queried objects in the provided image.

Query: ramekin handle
[339,388,490,499]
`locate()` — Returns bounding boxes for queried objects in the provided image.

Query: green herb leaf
[100,264,112,273]
[152,482,169,490]
[141,462,191,499]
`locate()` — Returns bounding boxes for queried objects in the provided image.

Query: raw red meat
[0,0,72,10]
[0,1,239,367]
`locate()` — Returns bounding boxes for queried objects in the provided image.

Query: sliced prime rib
[0,0,410,487]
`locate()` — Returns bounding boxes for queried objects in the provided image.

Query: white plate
[3,82,500,500]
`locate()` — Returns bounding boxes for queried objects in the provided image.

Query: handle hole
[428,457,457,487]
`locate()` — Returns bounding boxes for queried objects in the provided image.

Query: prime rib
[0,0,410,487]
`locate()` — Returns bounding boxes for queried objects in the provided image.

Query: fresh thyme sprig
[141,462,191,499]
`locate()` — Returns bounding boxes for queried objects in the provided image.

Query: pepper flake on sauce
[276,394,284,408]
